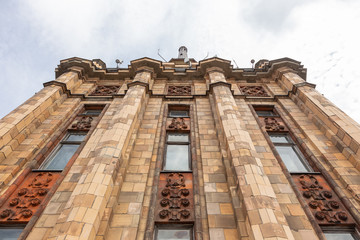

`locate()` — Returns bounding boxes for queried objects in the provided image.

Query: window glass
[165,145,190,171]
[41,144,78,170]
[256,110,276,117]
[324,232,356,240]
[82,109,102,116]
[157,229,191,240]
[0,227,24,240]
[65,133,86,142]
[168,133,189,142]
[169,110,189,118]
[275,146,310,172]
[269,135,290,143]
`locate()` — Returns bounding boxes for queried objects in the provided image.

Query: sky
[0,0,360,123]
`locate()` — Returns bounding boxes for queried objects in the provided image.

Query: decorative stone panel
[0,172,60,223]
[70,116,94,131]
[259,117,288,132]
[167,85,192,96]
[238,85,269,97]
[292,173,355,226]
[166,118,190,131]
[155,173,194,222]
[90,85,121,96]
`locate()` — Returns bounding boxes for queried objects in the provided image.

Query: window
[254,105,278,117]
[324,232,357,240]
[324,232,359,240]
[155,225,193,240]
[322,227,360,240]
[269,134,312,172]
[39,132,86,170]
[164,133,190,171]
[81,109,103,116]
[0,226,24,240]
[81,105,105,116]
[255,110,277,117]
[169,110,189,118]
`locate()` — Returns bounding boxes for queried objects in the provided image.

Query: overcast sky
[1,0,359,123]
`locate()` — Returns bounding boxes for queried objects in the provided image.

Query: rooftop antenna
[157,49,167,62]
[232,59,239,68]
[115,59,123,68]
[202,52,209,60]
[251,59,255,68]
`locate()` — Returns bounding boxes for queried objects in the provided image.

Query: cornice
[55,56,307,82]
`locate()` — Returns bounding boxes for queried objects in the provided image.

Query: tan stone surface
[33,71,152,240]
[207,69,295,240]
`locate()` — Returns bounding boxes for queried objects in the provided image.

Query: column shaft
[45,70,152,240]
[208,68,294,240]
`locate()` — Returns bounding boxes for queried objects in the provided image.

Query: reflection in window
[269,134,312,173]
[269,135,290,143]
[40,133,86,170]
[164,133,190,171]
[155,226,192,240]
[169,110,189,118]
[255,110,277,117]
[0,227,24,240]
[81,109,103,116]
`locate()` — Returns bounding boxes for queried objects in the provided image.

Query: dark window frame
[0,224,26,240]
[322,226,360,240]
[38,132,86,171]
[168,110,190,118]
[253,105,279,117]
[37,104,105,171]
[168,105,190,118]
[163,105,191,172]
[163,132,191,172]
[269,133,313,173]
[80,104,106,116]
[154,224,194,240]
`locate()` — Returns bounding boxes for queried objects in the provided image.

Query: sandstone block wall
[0,57,358,240]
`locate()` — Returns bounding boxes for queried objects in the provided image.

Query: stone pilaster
[0,70,83,189]
[36,69,152,240]
[207,67,295,240]
[276,67,360,223]
[104,97,162,240]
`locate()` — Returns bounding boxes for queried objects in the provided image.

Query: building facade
[0,47,359,240]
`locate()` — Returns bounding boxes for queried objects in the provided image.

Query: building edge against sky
[0,47,359,240]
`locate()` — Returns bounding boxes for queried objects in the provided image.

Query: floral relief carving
[156,173,193,222]
[261,117,287,132]
[167,85,192,96]
[0,172,60,223]
[158,209,191,221]
[90,85,121,96]
[70,116,93,131]
[167,118,189,131]
[238,86,269,97]
[293,174,355,226]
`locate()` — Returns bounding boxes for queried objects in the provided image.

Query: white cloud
[0,0,360,123]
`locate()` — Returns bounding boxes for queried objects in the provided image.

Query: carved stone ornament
[70,116,93,131]
[167,85,192,96]
[260,117,288,132]
[166,118,190,131]
[238,86,269,97]
[292,174,355,226]
[90,85,121,96]
[155,173,193,222]
[0,172,60,223]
